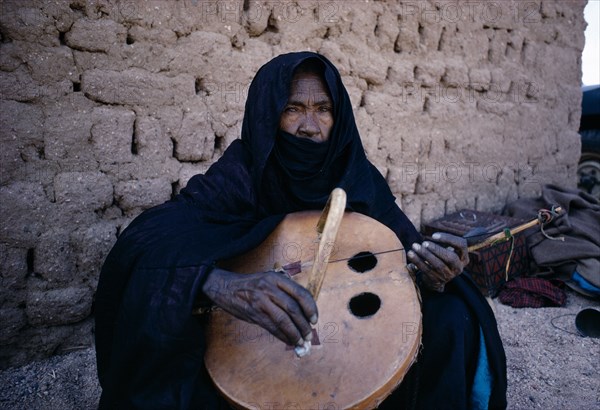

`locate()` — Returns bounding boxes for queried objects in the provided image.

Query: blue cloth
[573,271,600,296]
[471,327,493,409]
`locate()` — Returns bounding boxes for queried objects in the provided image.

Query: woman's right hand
[201,268,318,347]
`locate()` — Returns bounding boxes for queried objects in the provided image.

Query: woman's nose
[297,113,320,138]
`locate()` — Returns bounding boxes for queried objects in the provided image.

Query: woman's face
[279,72,334,143]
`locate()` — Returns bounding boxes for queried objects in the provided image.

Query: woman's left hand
[406,232,469,292]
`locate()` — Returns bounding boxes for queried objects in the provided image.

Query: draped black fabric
[274,130,331,177]
[95,52,506,409]
[273,130,335,203]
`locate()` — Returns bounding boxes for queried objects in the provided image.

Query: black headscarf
[181,51,421,245]
[95,52,505,409]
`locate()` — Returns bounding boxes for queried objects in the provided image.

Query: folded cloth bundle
[503,185,600,296]
[498,277,566,308]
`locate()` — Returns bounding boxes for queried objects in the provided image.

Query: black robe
[95,52,506,409]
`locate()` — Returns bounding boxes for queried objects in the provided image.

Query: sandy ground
[0,290,598,410]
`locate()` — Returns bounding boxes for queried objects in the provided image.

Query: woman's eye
[285,106,298,113]
[319,106,332,112]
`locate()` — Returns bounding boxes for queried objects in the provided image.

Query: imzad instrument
[204,189,422,409]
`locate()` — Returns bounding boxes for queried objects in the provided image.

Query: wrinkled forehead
[288,72,332,102]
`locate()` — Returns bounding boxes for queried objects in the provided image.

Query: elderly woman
[95,52,506,409]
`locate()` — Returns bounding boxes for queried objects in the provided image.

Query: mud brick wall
[0,0,586,367]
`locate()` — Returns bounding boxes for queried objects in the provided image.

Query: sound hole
[349,292,381,318]
[347,251,377,273]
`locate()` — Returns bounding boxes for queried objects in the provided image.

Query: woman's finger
[431,232,469,262]
[268,286,314,341]
[257,301,303,345]
[276,276,318,325]
[422,241,462,272]
[410,243,452,277]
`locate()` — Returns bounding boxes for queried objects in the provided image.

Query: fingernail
[407,250,415,258]
[432,233,441,240]
[304,330,313,342]
[310,314,318,324]
[423,241,430,248]
[296,337,304,346]
[412,243,421,251]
